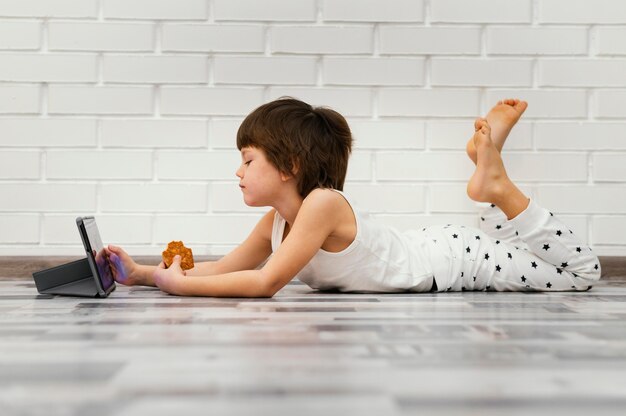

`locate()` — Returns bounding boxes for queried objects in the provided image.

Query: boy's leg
[467,99,529,247]
[487,200,600,291]
[467,118,601,291]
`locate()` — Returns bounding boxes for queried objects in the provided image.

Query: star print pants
[422,199,601,292]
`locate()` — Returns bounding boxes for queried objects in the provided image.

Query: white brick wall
[1,0,625,257]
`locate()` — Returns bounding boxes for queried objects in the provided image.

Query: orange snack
[162,241,194,271]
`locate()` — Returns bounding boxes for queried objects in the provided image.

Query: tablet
[76,216,116,296]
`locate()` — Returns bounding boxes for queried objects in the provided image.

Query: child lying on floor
[105,97,601,297]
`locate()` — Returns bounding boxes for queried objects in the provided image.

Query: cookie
[162,241,194,271]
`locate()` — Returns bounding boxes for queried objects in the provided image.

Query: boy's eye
[245,160,251,165]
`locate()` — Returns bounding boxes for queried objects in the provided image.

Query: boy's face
[236,146,291,207]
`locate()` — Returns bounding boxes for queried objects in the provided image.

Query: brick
[157,150,239,180]
[0,184,96,212]
[0,215,39,243]
[322,0,424,22]
[160,87,264,116]
[49,22,154,52]
[429,120,532,150]
[485,90,587,119]
[0,21,40,50]
[0,151,39,179]
[431,0,532,23]
[210,118,244,149]
[0,118,97,147]
[345,151,372,181]
[103,55,207,84]
[162,24,264,53]
[103,0,207,20]
[48,86,153,115]
[102,119,207,148]
[595,90,626,118]
[271,26,373,54]
[342,183,426,213]
[43,214,152,244]
[100,184,207,212]
[379,27,481,55]
[487,27,588,55]
[500,153,587,182]
[536,122,626,150]
[429,184,481,213]
[155,215,262,244]
[539,59,626,87]
[0,85,39,114]
[214,57,317,85]
[268,87,372,117]
[592,217,626,245]
[47,150,152,180]
[0,0,97,18]
[214,0,316,22]
[535,185,626,214]
[596,28,626,56]
[431,59,533,87]
[323,57,424,86]
[379,89,481,117]
[349,119,425,150]
[210,183,266,213]
[0,53,97,82]
[538,0,626,24]
[592,153,626,182]
[377,152,473,181]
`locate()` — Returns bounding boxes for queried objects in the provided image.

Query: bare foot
[466,98,528,165]
[466,118,512,204]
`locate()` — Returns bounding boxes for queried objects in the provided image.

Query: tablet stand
[32,257,100,297]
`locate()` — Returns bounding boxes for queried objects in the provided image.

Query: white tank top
[270,189,435,293]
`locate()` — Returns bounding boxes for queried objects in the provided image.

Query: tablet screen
[83,218,115,291]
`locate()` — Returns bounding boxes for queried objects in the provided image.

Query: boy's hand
[154,255,187,295]
[104,244,141,286]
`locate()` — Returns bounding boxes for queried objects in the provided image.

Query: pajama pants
[421,199,602,292]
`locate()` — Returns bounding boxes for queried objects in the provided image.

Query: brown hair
[236,97,353,198]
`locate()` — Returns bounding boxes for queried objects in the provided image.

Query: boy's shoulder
[303,187,345,207]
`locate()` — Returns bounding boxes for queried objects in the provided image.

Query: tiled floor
[1,276,626,416]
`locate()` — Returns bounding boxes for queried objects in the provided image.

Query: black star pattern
[496,240,500,244]
[561,262,568,268]
[571,285,576,289]
[496,225,502,230]
[490,203,496,208]
[521,275,526,283]
[573,272,578,278]
[432,239,437,243]
[484,253,490,260]
[473,276,477,282]
[576,247,581,253]
[422,228,426,231]
[446,287,452,292]
[495,265,501,272]
[588,286,593,290]
[543,244,550,251]
[556,268,563,275]
[531,261,538,269]
[546,282,552,288]
[466,246,471,253]
[480,217,485,221]
[452,234,458,238]
[594,264,599,270]
[515,231,519,236]
[569,229,573,234]
[486,285,491,290]
[549,211,554,216]
[556,230,562,236]
[461,272,464,277]
[475,235,481,240]
[507,252,512,259]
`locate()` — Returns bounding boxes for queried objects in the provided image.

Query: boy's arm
[167,189,341,297]
[185,209,274,276]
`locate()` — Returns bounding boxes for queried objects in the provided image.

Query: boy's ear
[281,159,299,181]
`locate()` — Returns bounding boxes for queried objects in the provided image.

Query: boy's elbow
[260,271,288,298]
